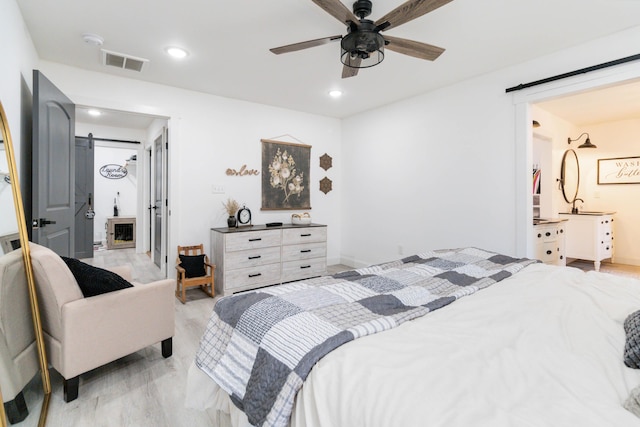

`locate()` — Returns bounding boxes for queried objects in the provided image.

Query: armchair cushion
[61,257,133,297]
[178,254,207,278]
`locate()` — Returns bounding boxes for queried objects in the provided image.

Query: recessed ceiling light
[328,90,343,98]
[87,109,102,117]
[165,46,189,59]
[82,33,104,46]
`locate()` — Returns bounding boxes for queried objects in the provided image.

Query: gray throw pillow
[624,310,640,369]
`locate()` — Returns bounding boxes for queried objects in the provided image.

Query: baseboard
[610,256,640,267]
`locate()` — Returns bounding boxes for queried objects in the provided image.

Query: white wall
[38,61,343,269]
[342,26,640,267]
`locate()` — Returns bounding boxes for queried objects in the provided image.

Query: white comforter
[186,263,640,426]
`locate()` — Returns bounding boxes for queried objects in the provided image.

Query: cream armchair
[29,243,175,402]
[0,248,39,423]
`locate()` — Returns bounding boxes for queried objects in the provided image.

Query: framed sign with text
[597,156,640,184]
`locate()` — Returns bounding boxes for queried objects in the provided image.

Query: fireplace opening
[107,217,136,249]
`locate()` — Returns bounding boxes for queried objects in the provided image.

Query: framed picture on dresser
[261,138,311,210]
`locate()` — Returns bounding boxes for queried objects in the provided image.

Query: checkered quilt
[195,247,538,427]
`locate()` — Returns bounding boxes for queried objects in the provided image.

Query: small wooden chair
[175,244,215,304]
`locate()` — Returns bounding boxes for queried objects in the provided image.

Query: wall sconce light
[567,132,597,148]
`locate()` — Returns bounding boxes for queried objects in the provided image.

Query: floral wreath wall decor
[261,138,311,210]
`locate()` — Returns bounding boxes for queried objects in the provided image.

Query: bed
[186,247,640,427]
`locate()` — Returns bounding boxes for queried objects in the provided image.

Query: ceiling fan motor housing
[353,0,373,19]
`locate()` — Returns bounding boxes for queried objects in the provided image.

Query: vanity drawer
[283,227,327,245]
[225,229,281,252]
[225,247,281,270]
[282,242,326,261]
[281,258,327,283]
[225,263,281,291]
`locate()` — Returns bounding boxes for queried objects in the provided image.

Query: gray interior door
[32,70,75,256]
[74,134,94,258]
[153,133,163,267]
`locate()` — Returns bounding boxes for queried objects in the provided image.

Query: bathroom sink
[567,211,611,215]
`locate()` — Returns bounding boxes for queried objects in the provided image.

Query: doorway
[75,106,169,274]
[512,61,640,261]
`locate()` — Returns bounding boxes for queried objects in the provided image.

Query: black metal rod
[75,135,140,144]
[505,53,640,93]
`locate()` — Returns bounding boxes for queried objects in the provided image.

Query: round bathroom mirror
[560,149,580,204]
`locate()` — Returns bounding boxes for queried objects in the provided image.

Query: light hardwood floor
[16,250,639,426]
[19,249,350,427]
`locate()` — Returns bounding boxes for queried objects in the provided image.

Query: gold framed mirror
[0,101,50,426]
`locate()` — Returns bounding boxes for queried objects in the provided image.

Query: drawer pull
[545,232,551,237]
[537,233,542,238]
[300,233,312,237]
[248,255,261,260]
[249,238,262,242]
[546,250,552,255]
[300,265,311,269]
[248,273,262,278]
[300,249,311,253]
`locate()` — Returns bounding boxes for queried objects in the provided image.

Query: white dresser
[533,220,567,266]
[211,224,327,296]
[559,212,615,271]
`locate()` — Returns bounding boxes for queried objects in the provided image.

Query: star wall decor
[319,153,332,171]
[319,176,332,194]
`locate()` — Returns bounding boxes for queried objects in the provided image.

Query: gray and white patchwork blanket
[195,247,538,427]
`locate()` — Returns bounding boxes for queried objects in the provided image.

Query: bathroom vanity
[533,219,567,266]
[559,212,615,271]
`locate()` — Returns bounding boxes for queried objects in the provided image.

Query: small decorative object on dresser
[291,212,311,225]
[236,204,252,227]
[222,198,239,228]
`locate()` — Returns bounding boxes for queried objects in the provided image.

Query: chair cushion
[179,254,207,278]
[61,257,133,297]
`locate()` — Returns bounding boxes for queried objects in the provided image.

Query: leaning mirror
[560,149,580,205]
[0,101,50,426]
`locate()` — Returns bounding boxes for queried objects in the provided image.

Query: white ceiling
[17,0,640,121]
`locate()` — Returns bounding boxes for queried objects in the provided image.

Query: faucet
[571,198,584,214]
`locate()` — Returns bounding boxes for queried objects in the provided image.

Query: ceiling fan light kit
[270,0,452,78]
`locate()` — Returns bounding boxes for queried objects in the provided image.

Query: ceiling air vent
[101,49,148,72]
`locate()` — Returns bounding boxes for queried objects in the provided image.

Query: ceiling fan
[270,0,453,78]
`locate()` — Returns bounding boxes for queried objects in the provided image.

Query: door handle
[32,218,57,228]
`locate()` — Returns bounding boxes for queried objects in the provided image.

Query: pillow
[624,310,640,369]
[61,256,133,298]
[624,384,640,417]
[179,254,207,278]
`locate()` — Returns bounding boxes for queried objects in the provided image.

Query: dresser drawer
[282,227,326,245]
[282,242,326,261]
[281,258,327,283]
[225,247,281,270]
[225,229,281,252]
[225,263,281,291]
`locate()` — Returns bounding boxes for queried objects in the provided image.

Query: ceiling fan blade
[270,35,342,55]
[384,35,445,61]
[342,60,361,79]
[375,0,453,31]
[312,0,360,25]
